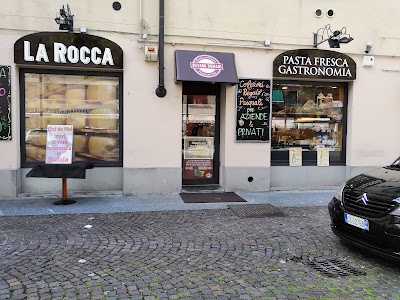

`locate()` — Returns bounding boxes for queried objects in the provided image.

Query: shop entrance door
[182,82,220,186]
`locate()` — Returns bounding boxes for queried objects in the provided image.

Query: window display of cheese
[88,136,119,159]
[65,88,86,106]
[40,115,66,129]
[86,81,117,101]
[67,113,87,129]
[88,108,119,130]
[26,146,46,161]
[73,135,89,153]
[26,117,41,130]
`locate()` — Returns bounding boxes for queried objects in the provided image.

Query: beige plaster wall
[2,0,400,174]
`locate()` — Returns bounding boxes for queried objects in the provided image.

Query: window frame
[20,68,123,168]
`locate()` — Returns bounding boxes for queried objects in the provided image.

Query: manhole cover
[228,204,286,218]
[305,258,366,278]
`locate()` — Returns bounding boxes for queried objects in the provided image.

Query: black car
[328,157,400,262]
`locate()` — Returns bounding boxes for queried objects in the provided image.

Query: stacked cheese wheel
[88,135,119,159]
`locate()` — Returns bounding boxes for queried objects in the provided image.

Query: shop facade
[1,1,400,197]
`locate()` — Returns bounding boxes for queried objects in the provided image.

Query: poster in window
[289,148,302,167]
[0,66,11,140]
[317,148,330,166]
[183,159,213,179]
[183,137,214,159]
[236,78,271,142]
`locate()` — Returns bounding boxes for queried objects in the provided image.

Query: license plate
[344,213,369,231]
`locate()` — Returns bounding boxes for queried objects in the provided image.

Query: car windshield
[390,157,400,167]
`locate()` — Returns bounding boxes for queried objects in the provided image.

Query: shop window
[22,71,122,167]
[271,81,346,166]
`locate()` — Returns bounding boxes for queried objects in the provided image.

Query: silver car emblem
[361,193,368,205]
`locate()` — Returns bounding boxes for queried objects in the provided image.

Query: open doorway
[182,82,220,186]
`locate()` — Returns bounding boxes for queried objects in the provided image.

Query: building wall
[1,0,400,196]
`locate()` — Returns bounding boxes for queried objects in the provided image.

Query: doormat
[228,204,286,218]
[180,192,247,203]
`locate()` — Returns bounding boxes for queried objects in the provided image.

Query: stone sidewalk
[1,205,399,299]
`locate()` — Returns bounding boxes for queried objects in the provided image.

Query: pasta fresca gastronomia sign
[273,49,356,80]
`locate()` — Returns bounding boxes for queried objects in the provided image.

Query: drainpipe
[155,0,167,97]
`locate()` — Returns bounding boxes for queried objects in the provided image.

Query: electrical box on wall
[363,56,374,67]
[144,45,158,62]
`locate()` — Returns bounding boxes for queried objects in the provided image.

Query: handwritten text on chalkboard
[235,79,271,142]
[0,66,11,140]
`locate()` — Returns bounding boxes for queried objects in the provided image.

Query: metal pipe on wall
[155,0,167,97]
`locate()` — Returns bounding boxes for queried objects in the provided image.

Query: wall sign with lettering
[0,66,11,140]
[14,32,123,69]
[273,49,356,80]
[236,78,271,142]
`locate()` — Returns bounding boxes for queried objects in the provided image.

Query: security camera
[365,40,373,53]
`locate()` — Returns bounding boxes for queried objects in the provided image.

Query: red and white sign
[45,125,74,164]
[190,55,224,78]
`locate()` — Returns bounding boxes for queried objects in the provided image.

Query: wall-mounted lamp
[142,33,148,40]
[313,24,354,48]
[365,40,373,53]
[55,4,74,32]
[264,39,271,47]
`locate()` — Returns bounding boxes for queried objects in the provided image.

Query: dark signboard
[0,66,11,140]
[14,32,123,70]
[273,49,356,80]
[236,78,271,142]
[175,50,238,84]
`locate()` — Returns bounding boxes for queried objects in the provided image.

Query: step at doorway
[182,184,224,194]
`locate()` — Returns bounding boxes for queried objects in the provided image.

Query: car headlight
[391,205,400,224]
[335,182,346,206]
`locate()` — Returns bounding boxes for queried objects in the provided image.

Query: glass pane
[24,73,120,164]
[271,82,345,162]
[182,94,216,180]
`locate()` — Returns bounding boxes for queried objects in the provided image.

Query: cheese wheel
[26,131,47,146]
[88,108,118,130]
[44,75,66,92]
[88,136,119,159]
[73,135,89,153]
[26,146,46,161]
[40,115,66,128]
[67,113,87,129]
[103,100,119,109]
[26,117,41,130]
[25,86,40,98]
[26,98,40,112]
[65,89,86,106]
[87,81,117,101]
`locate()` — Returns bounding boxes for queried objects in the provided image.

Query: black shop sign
[0,66,11,140]
[14,32,123,70]
[235,78,271,142]
[273,49,356,80]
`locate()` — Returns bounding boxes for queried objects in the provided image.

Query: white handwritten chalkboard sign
[0,66,11,140]
[235,78,271,142]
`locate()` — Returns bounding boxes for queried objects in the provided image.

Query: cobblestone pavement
[0,206,399,300]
